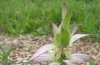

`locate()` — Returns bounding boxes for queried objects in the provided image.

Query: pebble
[23,60,28,62]
[16,58,23,63]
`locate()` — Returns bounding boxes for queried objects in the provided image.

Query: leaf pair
[52,2,72,48]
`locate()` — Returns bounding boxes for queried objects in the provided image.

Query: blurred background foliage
[0,0,100,42]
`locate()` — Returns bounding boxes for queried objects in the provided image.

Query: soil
[0,34,100,65]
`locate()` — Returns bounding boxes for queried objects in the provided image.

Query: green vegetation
[0,47,15,64]
[0,0,100,41]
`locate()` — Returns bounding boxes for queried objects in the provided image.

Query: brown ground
[0,34,100,65]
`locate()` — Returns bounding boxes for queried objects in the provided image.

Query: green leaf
[61,9,72,32]
[6,48,16,57]
[89,61,96,65]
[0,47,6,54]
[56,31,70,48]
[51,22,61,39]
[56,34,61,47]
[89,57,95,60]
[0,53,3,56]
[62,2,67,20]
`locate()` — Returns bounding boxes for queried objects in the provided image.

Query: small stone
[15,64,22,65]
[23,60,28,62]
[16,58,23,63]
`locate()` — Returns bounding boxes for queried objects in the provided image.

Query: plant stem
[61,48,64,65]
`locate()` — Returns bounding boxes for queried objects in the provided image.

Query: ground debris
[0,34,100,65]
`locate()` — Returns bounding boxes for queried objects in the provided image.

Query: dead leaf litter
[0,34,100,65]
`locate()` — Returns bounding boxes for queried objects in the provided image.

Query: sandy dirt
[0,34,100,65]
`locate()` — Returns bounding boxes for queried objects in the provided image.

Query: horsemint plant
[29,2,90,65]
